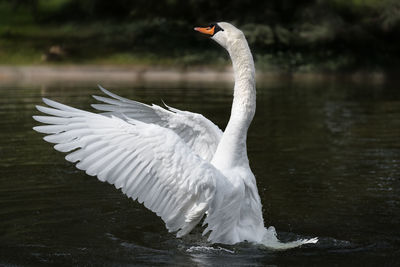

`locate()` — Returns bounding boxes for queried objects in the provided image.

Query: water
[0,78,399,265]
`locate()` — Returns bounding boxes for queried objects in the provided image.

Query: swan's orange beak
[194,26,215,36]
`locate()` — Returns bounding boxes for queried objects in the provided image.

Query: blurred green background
[1,0,400,72]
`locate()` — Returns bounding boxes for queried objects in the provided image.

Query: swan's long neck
[212,37,256,170]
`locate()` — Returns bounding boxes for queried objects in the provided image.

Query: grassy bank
[1,1,400,72]
[0,20,373,72]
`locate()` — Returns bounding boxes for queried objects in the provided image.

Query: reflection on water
[0,79,399,265]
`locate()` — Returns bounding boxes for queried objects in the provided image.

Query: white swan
[33,22,317,248]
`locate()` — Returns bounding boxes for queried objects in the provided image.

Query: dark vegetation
[1,0,400,71]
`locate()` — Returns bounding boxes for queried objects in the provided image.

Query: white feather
[91,85,223,162]
[33,22,318,248]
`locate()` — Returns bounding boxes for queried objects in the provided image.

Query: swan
[33,22,317,248]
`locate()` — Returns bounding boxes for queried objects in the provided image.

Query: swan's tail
[260,226,318,250]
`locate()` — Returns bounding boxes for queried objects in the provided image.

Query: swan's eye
[214,24,224,34]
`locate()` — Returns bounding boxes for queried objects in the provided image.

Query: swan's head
[194,22,244,50]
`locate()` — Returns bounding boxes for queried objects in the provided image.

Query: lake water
[0,78,399,266]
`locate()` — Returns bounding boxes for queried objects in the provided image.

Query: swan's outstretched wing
[91,86,223,161]
[33,98,223,237]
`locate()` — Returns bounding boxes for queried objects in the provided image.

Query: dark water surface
[0,79,399,266]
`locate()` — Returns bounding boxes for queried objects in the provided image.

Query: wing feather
[33,98,223,237]
[91,85,223,161]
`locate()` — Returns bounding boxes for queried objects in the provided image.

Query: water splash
[186,246,235,254]
[259,226,318,250]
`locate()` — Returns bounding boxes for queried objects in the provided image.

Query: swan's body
[33,22,317,248]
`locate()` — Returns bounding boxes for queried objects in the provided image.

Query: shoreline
[0,65,389,86]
